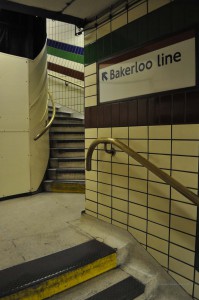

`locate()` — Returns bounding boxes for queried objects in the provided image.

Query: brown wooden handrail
[86,137,199,206]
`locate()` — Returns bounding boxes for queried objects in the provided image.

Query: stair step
[49,111,71,118]
[50,139,85,148]
[50,157,85,168]
[50,131,84,140]
[51,124,84,132]
[50,117,84,125]
[50,148,85,158]
[86,276,145,300]
[48,168,85,180]
[0,240,117,299]
[43,179,85,193]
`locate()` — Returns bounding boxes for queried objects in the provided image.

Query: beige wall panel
[85,85,97,97]
[149,125,171,139]
[171,188,194,205]
[85,74,97,87]
[169,271,193,296]
[170,215,196,236]
[129,126,148,139]
[128,2,147,23]
[112,127,128,139]
[148,248,168,268]
[171,171,198,189]
[29,44,49,191]
[149,154,171,169]
[98,172,111,185]
[85,63,97,76]
[128,227,146,245]
[148,221,169,240]
[0,132,30,197]
[112,174,128,188]
[169,257,194,281]
[172,141,199,156]
[85,96,97,107]
[170,230,195,251]
[171,201,197,221]
[0,53,29,131]
[172,155,198,173]
[111,12,127,31]
[173,124,199,140]
[97,22,111,39]
[98,127,112,137]
[129,139,148,153]
[85,29,96,45]
[148,234,169,254]
[148,0,170,12]
[85,128,98,139]
[128,215,147,231]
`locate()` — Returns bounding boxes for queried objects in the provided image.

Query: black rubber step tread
[50,131,84,135]
[49,110,71,115]
[50,158,85,162]
[0,240,116,298]
[51,123,84,127]
[52,116,84,121]
[50,138,85,143]
[86,276,145,300]
[50,148,85,152]
[44,179,85,183]
[48,168,85,173]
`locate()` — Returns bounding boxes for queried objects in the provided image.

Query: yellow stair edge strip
[50,183,85,193]
[2,253,117,300]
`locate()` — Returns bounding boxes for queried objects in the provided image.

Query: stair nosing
[0,240,115,298]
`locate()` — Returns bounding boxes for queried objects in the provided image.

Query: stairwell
[43,105,85,193]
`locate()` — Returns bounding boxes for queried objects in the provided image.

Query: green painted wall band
[47,46,84,64]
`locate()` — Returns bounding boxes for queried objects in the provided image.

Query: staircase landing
[0,193,191,300]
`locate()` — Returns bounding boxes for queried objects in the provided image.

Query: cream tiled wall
[85,125,199,297]
[84,0,199,298]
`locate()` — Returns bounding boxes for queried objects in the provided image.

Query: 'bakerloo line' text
[109,51,182,80]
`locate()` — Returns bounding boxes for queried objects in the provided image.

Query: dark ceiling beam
[0,0,86,27]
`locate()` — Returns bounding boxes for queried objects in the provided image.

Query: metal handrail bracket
[34,92,56,141]
[86,137,199,207]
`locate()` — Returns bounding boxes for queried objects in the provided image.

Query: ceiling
[0,0,128,27]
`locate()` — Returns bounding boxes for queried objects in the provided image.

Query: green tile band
[47,46,84,64]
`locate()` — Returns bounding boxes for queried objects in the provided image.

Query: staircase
[43,105,85,193]
[0,211,192,300]
[0,238,145,300]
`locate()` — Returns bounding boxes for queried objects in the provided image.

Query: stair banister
[86,137,199,207]
[34,92,56,141]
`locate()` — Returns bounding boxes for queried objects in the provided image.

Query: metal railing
[34,92,56,141]
[86,137,199,207]
[48,73,84,89]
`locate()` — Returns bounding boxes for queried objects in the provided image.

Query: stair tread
[0,240,116,298]
[44,179,85,183]
[48,168,85,172]
[51,147,85,150]
[50,157,85,161]
[50,132,84,134]
[50,138,84,143]
[51,124,84,127]
[86,276,145,300]
[51,116,84,121]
